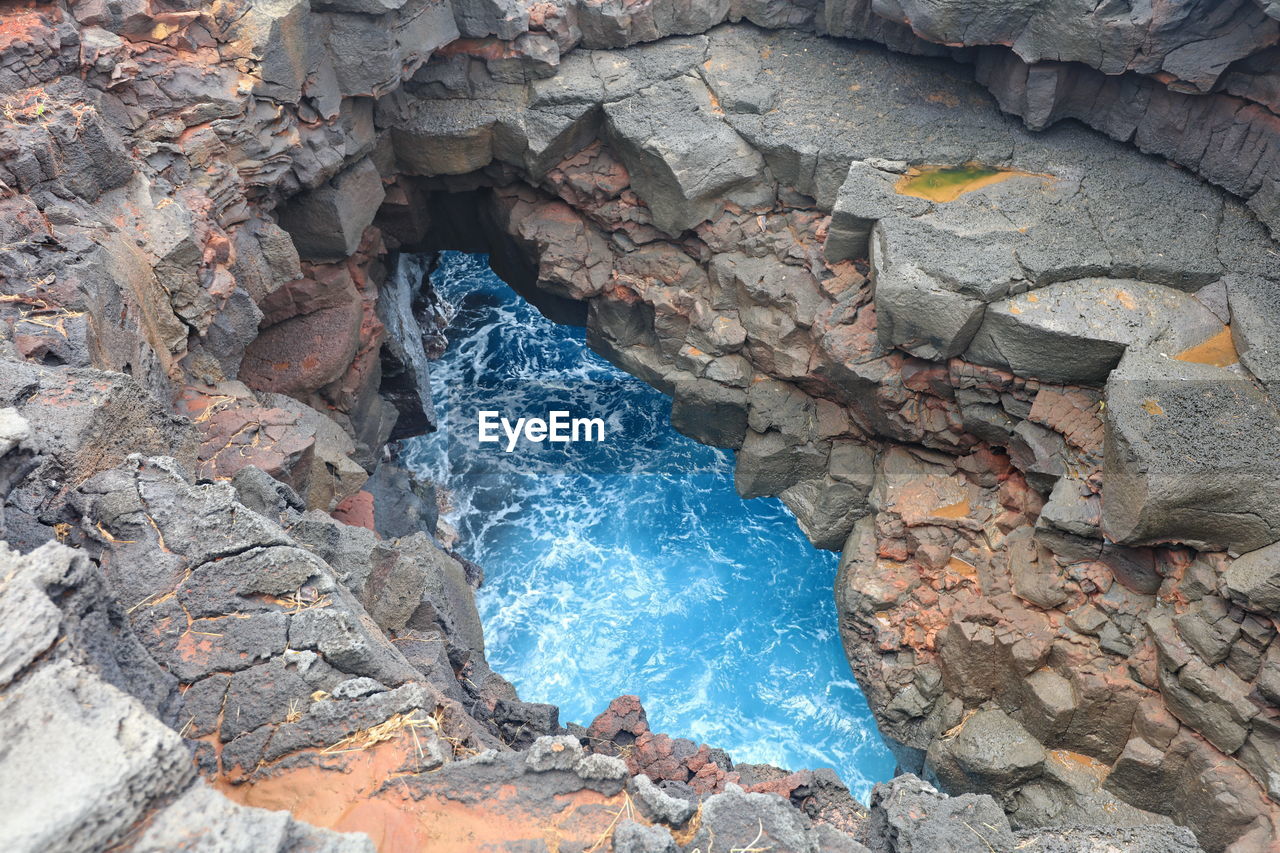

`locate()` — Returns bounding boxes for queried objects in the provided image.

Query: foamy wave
[403,252,895,802]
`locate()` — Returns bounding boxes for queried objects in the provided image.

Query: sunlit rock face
[2,1,1280,852]
[371,22,1280,850]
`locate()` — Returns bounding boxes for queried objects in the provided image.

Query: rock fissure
[5,2,1280,852]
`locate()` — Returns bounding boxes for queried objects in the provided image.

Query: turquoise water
[403,252,895,800]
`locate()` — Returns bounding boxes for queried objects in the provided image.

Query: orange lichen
[1174,326,1239,367]
[216,736,647,853]
[930,500,971,520]
[1048,749,1110,785]
[946,557,979,583]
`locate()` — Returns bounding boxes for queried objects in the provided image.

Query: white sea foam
[402,251,895,802]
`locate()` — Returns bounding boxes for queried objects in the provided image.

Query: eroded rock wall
[369,22,1280,851]
[3,1,1280,852]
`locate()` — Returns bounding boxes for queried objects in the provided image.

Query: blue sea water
[402,251,895,801]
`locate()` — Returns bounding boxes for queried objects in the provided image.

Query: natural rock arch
[3,2,1280,851]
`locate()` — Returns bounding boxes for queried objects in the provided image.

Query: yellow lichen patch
[1048,750,1110,786]
[895,164,1051,203]
[1141,399,1165,416]
[1175,326,1239,367]
[1111,288,1138,311]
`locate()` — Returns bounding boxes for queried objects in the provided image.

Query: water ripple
[402,252,896,802]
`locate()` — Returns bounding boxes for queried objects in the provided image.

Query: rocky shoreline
[3,1,1280,851]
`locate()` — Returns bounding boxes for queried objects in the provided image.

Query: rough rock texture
[371,22,1279,849]
[0,541,374,853]
[3,1,1280,852]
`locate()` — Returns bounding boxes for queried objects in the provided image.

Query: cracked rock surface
[3,1,1280,852]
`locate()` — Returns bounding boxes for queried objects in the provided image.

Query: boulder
[1102,350,1280,552]
[684,785,818,853]
[603,74,767,235]
[223,0,313,102]
[870,232,986,361]
[575,0,729,48]
[1227,275,1280,395]
[0,361,197,549]
[780,475,873,551]
[1222,541,1280,614]
[362,462,439,540]
[733,430,828,499]
[631,774,696,827]
[924,709,1046,796]
[612,820,678,853]
[864,774,1016,853]
[276,158,386,261]
[1157,657,1256,755]
[385,91,505,176]
[0,661,194,852]
[670,378,748,449]
[964,279,1226,385]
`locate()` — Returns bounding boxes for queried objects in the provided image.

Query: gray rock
[289,606,418,686]
[612,820,677,853]
[377,254,438,440]
[0,547,62,689]
[686,784,814,853]
[529,36,709,108]
[603,74,767,235]
[1037,478,1101,541]
[964,279,1226,385]
[223,0,313,103]
[451,0,527,39]
[576,0,729,49]
[713,252,827,329]
[574,753,629,781]
[1157,656,1255,755]
[1,363,197,551]
[926,710,1046,798]
[330,676,387,700]
[230,465,307,521]
[1222,540,1280,614]
[1227,275,1280,394]
[826,161,930,263]
[871,229,986,361]
[865,774,1017,853]
[1011,824,1203,853]
[780,475,873,551]
[385,92,504,176]
[1006,527,1069,609]
[0,408,39,542]
[400,533,486,656]
[631,773,696,827]
[1102,350,1280,552]
[525,735,586,772]
[0,661,193,853]
[276,157,386,261]
[670,377,748,449]
[1021,670,1077,744]
[734,430,829,499]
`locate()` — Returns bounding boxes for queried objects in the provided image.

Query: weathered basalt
[3,1,1280,851]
